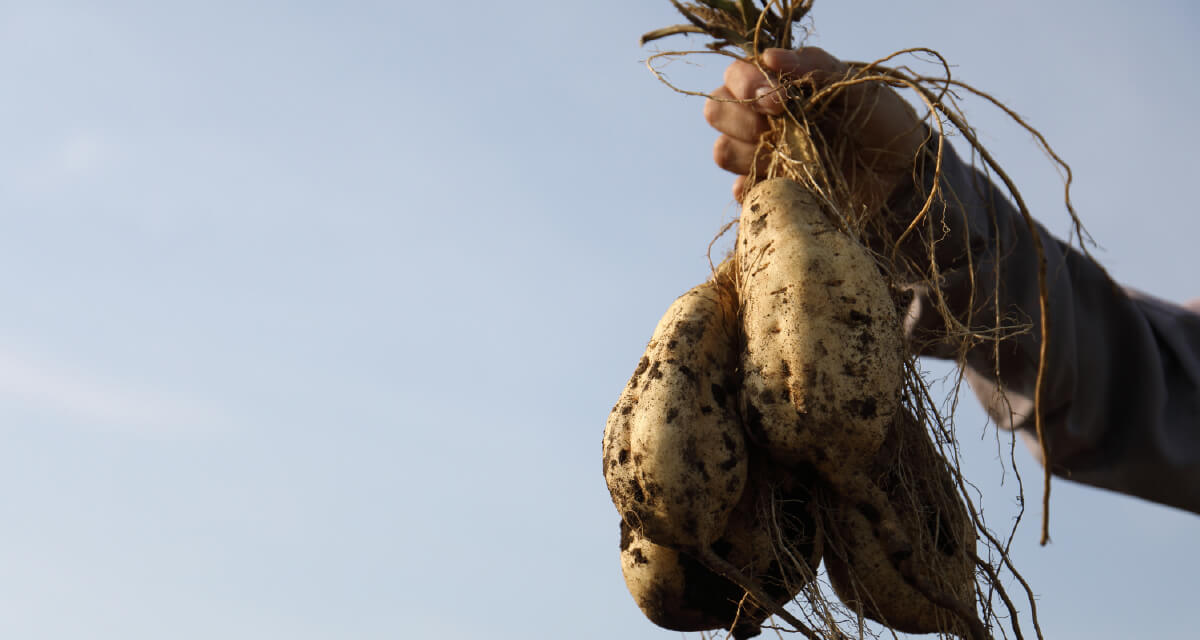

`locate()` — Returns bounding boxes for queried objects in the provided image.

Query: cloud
[8,130,121,195]
[54,133,107,176]
[0,343,230,438]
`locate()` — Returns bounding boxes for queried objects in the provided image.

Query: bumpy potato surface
[603,262,747,549]
[737,178,904,472]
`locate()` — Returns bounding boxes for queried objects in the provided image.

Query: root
[697,548,824,640]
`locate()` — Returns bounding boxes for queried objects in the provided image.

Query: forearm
[893,141,1200,513]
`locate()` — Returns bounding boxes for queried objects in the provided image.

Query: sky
[1,1,1199,638]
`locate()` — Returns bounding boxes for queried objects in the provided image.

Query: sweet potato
[822,408,979,635]
[617,458,822,639]
[602,261,747,549]
[736,178,904,472]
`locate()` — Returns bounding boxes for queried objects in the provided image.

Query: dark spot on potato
[675,319,705,343]
[633,356,649,377]
[648,361,663,380]
[780,359,790,378]
[758,388,775,405]
[621,403,633,415]
[848,396,878,419]
[724,480,740,500]
[679,365,698,385]
[719,457,739,472]
[699,405,713,415]
[667,339,678,350]
[711,539,732,556]
[632,484,646,503]
[682,438,710,481]
[618,448,629,465]
[889,546,913,565]
[721,432,737,452]
[630,548,649,565]
[743,403,765,441]
[751,214,768,234]
[848,309,871,325]
[857,501,881,524]
[665,407,679,423]
[710,383,727,407]
[682,516,698,538]
[619,520,634,551]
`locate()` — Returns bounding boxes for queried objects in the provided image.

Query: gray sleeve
[892,141,1200,514]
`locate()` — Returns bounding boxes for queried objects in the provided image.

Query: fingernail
[754,86,780,113]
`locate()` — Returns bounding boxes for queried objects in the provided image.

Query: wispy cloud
[16,131,119,190]
[0,343,231,438]
[54,133,108,176]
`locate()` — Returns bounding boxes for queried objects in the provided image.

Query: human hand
[703,47,928,205]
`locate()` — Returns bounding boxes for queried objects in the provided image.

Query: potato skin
[736,178,904,472]
[617,461,821,639]
[822,408,978,635]
[602,263,747,549]
[619,521,734,632]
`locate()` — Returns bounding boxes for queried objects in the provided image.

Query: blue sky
[2,1,1199,638]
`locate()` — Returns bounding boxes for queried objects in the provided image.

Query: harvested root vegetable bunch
[603,1,1075,638]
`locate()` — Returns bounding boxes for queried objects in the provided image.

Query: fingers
[762,47,845,80]
[707,49,846,148]
[722,60,784,115]
[704,86,770,143]
[704,83,770,179]
[712,135,753,175]
[713,134,769,178]
[709,46,895,205]
[732,175,748,203]
[761,46,924,167]
[720,47,848,116]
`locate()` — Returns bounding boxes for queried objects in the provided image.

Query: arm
[899,140,1200,513]
[707,47,1200,513]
